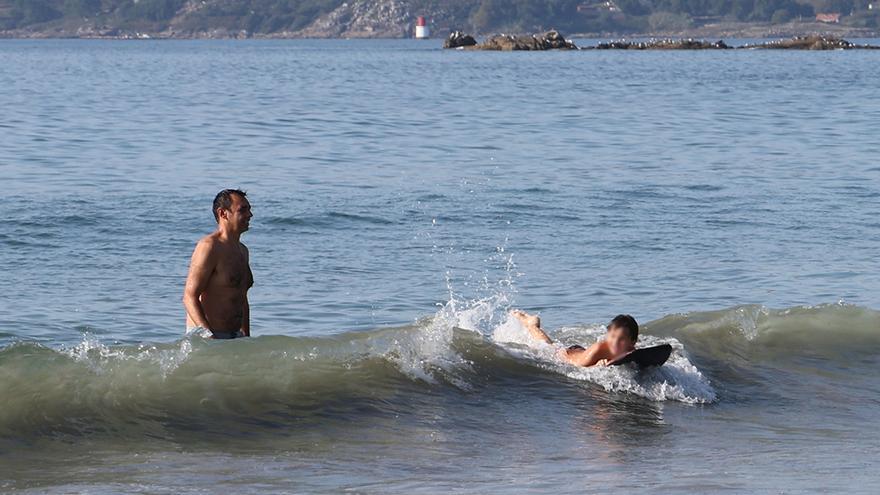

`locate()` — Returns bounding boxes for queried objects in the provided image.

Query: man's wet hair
[608,314,639,342]
[213,189,247,222]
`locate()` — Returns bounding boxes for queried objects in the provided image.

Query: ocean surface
[1,39,880,493]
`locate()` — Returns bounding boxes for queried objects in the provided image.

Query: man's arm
[183,238,216,331]
[240,295,250,337]
[240,245,253,337]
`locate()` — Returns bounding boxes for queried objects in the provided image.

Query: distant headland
[1,0,878,40]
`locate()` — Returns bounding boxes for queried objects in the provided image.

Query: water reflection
[569,384,670,464]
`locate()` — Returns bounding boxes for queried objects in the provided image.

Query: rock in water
[443,31,477,49]
[469,30,578,51]
[743,36,871,50]
[594,38,730,50]
[542,30,575,49]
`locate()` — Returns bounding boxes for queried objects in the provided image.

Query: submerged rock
[443,31,477,49]
[594,38,730,50]
[467,30,578,51]
[741,36,880,50]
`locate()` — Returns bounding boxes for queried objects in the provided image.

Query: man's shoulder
[196,233,222,251]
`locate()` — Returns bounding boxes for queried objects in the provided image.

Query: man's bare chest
[211,249,248,289]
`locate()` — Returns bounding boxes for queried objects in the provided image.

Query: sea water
[1,39,879,493]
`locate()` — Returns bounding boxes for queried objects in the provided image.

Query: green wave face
[3,302,877,446]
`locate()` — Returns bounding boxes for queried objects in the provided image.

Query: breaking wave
[2,295,878,444]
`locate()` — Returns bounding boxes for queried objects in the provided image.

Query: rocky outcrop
[594,38,731,49]
[465,30,578,51]
[293,0,411,38]
[443,31,477,49]
[741,36,880,49]
[535,30,577,49]
[585,36,880,49]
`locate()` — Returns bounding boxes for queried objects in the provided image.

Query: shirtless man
[512,310,638,367]
[183,189,254,339]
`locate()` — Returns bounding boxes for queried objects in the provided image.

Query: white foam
[561,344,717,404]
[385,258,521,388]
[382,301,475,390]
[62,333,195,378]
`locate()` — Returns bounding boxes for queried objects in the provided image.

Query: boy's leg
[511,310,553,345]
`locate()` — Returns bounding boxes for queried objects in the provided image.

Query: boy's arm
[562,343,605,367]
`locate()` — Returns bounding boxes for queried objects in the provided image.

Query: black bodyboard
[609,344,673,368]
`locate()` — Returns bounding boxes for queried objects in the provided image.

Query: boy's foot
[511,309,541,329]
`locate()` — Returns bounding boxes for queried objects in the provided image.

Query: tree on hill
[63,0,102,17]
[10,0,62,25]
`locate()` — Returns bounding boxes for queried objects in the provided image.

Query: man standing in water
[183,189,254,339]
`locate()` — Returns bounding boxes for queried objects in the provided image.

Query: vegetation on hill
[0,0,877,36]
[464,0,877,33]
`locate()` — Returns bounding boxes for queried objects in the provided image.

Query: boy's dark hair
[213,189,247,222]
[608,314,639,342]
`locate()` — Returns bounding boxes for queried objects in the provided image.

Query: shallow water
[1,39,879,493]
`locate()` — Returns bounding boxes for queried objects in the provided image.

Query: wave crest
[6,299,874,441]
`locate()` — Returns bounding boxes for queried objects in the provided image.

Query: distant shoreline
[1,20,877,41]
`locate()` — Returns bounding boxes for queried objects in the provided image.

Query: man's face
[606,325,635,356]
[221,194,253,232]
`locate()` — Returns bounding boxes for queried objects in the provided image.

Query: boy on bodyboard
[512,310,671,368]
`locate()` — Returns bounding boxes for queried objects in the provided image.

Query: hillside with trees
[1,0,877,37]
